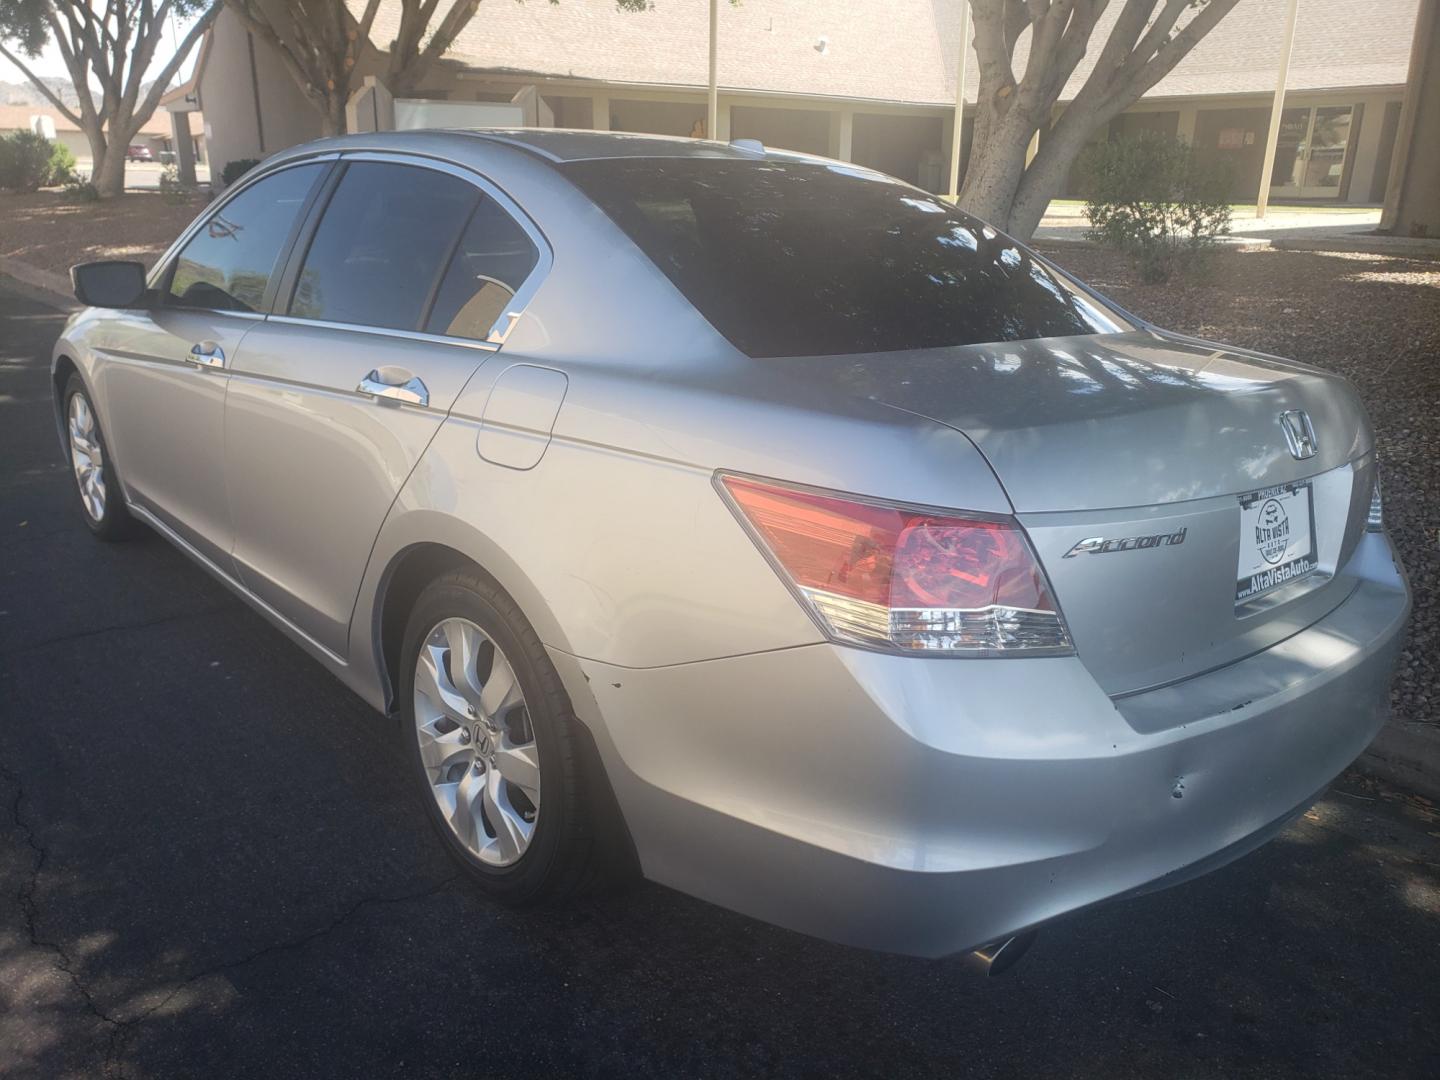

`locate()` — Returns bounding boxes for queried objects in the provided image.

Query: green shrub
[0,130,63,192]
[47,139,77,185]
[220,157,260,187]
[157,163,206,206]
[1080,132,1232,283]
[61,177,100,203]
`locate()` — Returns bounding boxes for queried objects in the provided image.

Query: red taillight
[719,475,1070,655]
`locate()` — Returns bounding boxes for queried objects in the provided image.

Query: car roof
[262,128,861,181]
[458,128,830,164]
[362,127,830,166]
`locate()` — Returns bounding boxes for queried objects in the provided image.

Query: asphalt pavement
[2,281,1438,1080]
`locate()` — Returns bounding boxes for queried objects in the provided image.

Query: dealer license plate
[1236,481,1318,605]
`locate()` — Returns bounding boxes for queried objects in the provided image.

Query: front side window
[288,162,479,331]
[425,198,539,341]
[167,163,324,313]
[561,159,1130,358]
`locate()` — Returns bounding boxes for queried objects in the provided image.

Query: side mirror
[71,260,149,308]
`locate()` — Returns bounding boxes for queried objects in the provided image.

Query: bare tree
[384,0,480,95]
[226,1,653,136]
[223,0,378,137]
[384,0,652,93]
[0,1,223,197]
[959,0,1241,239]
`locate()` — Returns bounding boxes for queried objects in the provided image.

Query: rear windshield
[562,158,1129,358]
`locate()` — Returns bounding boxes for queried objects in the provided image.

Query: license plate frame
[1235,480,1318,605]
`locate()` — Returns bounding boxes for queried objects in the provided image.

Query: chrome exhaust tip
[967,929,1038,977]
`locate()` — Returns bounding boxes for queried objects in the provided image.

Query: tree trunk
[956,107,1036,230]
[319,92,347,137]
[1006,116,1099,240]
[93,147,128,199]
[79,122,117,198]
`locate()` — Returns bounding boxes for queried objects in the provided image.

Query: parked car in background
[52,131,1410,972]
[125,144,153,162]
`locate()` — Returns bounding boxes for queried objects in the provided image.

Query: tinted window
[562,159,1129,357]
[167,163,323,312]
[289,162,479,330]
[425,198,539,340]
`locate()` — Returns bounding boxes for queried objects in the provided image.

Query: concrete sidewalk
[1030,203,1440,259]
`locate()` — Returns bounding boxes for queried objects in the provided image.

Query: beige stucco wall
[199,5,324,182]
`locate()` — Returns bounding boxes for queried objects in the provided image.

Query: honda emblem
[1279,410,1318,460]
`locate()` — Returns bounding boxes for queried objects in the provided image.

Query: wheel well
[377,542,483,712]
[375,541,642,879]
[53,355,78,402]
[51,355,79,444]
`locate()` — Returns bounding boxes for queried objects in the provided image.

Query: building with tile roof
[0,103,204,167]
[194,0,1420,204]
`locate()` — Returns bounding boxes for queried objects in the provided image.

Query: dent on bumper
[554,531,1410,958]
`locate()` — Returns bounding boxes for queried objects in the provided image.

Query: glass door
[1269,105,1354,199]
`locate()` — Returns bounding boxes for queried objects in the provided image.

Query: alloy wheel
[413,617,541,866]
[68,392,106,522]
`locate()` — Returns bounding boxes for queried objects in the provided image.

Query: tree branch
[1130,0,1192,66]
[0,40,83,127]
[393,0,482,93]
[122,0,223,142]
[1133,0,1242,96]
[226,0,331,109]
[357,0,384,42]
[1003,0,1031,56]
[44,8,102,126]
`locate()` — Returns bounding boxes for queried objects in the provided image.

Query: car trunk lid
[774,331,1376,695]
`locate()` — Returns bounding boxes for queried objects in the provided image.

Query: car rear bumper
[554,529,1409,958]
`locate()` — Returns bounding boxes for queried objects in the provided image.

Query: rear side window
[561,159,1129,358]
[167,163,324,313]
[425,198,539,341]
[288,162,479,330]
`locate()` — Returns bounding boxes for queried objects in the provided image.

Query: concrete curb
[1031,234,1278,253]
[1358,722,1440,803]
[0,256,74,302]
[1271,236,1440,260]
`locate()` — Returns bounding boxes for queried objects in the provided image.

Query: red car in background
[125,145,153,162]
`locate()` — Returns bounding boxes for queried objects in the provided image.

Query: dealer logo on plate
[1255,499,1291,564]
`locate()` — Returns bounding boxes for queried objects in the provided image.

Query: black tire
[399,569,603,904]
[62,373,139,541]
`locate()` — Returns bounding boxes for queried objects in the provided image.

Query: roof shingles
[361,0,1417,107]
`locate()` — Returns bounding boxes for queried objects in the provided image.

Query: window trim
[268,150,552,350]
[148,153,341,318]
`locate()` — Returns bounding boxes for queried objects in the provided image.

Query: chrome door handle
[187,341,225,368]
[357,369,429,407]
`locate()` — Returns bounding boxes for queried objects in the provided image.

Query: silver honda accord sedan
[53,130,1410,966]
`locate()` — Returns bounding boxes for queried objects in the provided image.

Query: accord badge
[1063,529,1187,558]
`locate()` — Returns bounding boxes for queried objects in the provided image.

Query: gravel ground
[0,190,208,276]
[1038,245,1439,727]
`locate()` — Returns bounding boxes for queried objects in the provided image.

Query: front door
[97,162,329,567]
[223,156,543,658]
[1270,105,1354,199]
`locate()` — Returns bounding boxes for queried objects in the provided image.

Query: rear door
[96,161,328,567]
[222,154,545,657]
